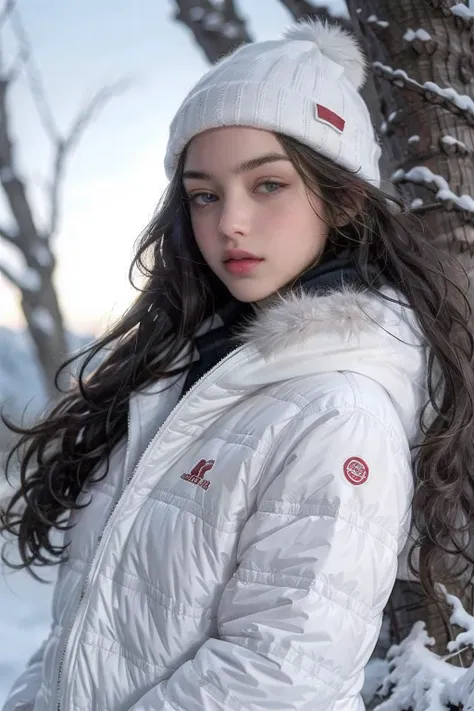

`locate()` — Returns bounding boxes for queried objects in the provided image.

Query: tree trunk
[21,266,70,401]
[0,79,68,401]
[173,0,253,63]
[346,0,474,659]
[1,19,122,402]
[347,0,474,277]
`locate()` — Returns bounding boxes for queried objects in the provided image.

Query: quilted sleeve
[129,401,413,710]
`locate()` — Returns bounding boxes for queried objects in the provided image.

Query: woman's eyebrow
[182,153,290,181]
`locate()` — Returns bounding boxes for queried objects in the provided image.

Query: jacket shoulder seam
[279,399,407,454]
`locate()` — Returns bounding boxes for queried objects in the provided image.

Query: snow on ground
[0,553,55,703]
[0,326,89,703]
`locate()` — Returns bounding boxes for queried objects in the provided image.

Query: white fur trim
[282,20,367,90]
[236,286,391,359]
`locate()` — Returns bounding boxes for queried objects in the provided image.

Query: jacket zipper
[56,343,248,710]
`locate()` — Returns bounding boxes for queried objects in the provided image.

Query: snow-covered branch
[392,166,474,215]
[376,621,464,710]
[173,0,253,64]
[374,589,474,709]
[442,585,474,654]
[373,61,474,125]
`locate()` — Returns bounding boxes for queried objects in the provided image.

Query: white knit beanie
[164,20,381,187]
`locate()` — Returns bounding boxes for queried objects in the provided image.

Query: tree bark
[346,0,474,660]
[347,0,474,272]
[173,0,253,63]
[173,0,340,64]
[0,77,68,400]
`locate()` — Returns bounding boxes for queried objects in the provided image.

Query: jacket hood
[224,284,429,444]
[132,281,430,448]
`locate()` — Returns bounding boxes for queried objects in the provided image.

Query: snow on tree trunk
[345,0,474,662]
[173,0,253,63]
[347,0,474,286]
[173,0,339,64]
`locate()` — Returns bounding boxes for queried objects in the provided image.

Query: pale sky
[0,0,344,335]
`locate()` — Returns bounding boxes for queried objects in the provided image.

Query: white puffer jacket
[4,286,428,711]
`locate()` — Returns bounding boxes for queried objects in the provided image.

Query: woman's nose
[218,196,250,238]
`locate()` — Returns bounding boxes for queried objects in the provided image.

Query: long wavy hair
[2,133,474,599]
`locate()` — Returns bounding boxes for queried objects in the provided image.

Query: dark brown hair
[2,133,474,599]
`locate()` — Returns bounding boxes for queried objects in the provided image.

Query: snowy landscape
[0,327,87,702]
[1,0,474,707]
[0,554,55,702]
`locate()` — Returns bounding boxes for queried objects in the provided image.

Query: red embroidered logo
[343,457,369,486]
[314,103,346,133]
[181,458,215,491]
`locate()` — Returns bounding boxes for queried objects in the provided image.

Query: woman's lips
[224,258,264,275]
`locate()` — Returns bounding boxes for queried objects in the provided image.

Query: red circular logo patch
[343,457,369,486]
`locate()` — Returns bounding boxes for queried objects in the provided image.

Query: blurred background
[0,0,343,701]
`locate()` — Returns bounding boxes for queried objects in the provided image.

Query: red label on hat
[343,457,369,486]
[315,104,346,133]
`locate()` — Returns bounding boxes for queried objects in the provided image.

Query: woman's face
[183,127,329,304]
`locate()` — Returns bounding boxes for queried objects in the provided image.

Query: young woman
[2,19,474,711]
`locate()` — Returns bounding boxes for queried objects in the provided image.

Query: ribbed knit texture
[164,21,381,186]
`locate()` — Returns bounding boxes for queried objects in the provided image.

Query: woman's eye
[256,181,285,194]
[188,192,217,207]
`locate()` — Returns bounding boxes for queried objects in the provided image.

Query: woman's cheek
[192,217,217,254]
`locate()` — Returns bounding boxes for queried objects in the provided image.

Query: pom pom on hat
[164,17,381,186]
[282,19,367,90]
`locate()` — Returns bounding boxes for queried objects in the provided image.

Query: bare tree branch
[0,3,28,83]
[48,79,130,237]
[5,42,28,82]
[9,8,60,140]
[0,5,128,397]
[0,0,15,29]
[0,79,39,253]
[65,81,131,152]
